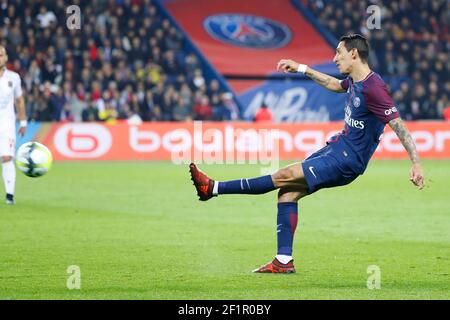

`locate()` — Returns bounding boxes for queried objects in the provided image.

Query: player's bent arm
[388,118,420,164]
[304,67,346,93]
[277,59,345,93]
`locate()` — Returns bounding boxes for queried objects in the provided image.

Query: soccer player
[0,45,27,205]
[189,34,425,273]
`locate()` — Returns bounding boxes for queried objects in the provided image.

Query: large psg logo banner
[204,14,292,49]
[165,0,334,78]
[165,0,341,119]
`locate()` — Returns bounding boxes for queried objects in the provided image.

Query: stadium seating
[0,0,237,122]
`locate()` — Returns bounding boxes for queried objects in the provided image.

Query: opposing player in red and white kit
[0,45,27,204]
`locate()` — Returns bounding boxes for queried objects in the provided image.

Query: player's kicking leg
[189,162,309,273]
[252,187,308,274]
[189,162,307,200]
[2,156,16,205]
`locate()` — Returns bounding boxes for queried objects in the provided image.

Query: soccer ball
[15,142,53,177]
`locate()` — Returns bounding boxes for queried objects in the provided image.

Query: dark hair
[339,34,369,63]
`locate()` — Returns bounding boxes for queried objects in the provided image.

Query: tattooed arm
[276,59,345,92]
[305,68,346,92]
[388,118,425,189]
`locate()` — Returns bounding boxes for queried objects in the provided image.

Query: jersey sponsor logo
[344,105,365,129]
[384,106,398,115]
[204,14,292,49]
[345,116,365,129]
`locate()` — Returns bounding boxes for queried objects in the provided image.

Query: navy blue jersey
[329,71,400,173]
[301,71,400,194]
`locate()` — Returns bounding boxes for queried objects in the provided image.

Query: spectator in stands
[26,89,39,120]
[160,86,177,121]
[118,103,143,125]
[184,53,201,78]
[173,97,193,122]
[443,107,450,121]
[254,104,273,123]
[207,79,222,102]
[220,92,240,121]
[49,87,66,121]
[193,96,213,121]
[99,100,118,123]
[36,6,57,29]
[189,68,206,91]
[66,92,87,122]
[165,27,184,51]
[143,90,161,121]
[82,94,99,122]
[162,50,181,76]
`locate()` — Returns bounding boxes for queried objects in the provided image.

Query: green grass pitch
[0,160,449,299]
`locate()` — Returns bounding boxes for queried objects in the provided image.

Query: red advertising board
[41,122,450,161]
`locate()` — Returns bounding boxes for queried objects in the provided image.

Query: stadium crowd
[0,0,448,122]
[0,0,240,123]
[305,0,449,120]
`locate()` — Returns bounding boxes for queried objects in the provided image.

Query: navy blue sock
[277,202,298,256]
[218,175,275,195]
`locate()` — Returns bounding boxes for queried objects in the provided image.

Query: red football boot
[252,258,296,274]
[189,163,215,201]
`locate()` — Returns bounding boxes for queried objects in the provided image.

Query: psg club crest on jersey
[353,97,361,108]
[204,14,292,49]
[8,81,12,88]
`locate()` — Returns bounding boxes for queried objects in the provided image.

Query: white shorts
[0,133,16,157]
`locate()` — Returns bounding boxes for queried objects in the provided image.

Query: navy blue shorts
[301,143,363,194]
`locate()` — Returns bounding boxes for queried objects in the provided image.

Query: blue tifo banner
[238,79,347,122]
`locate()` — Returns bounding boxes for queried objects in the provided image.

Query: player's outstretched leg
[189,162,307,201]
[253,188,307,274]
[189,163,215,201]
[2,156,16,205]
